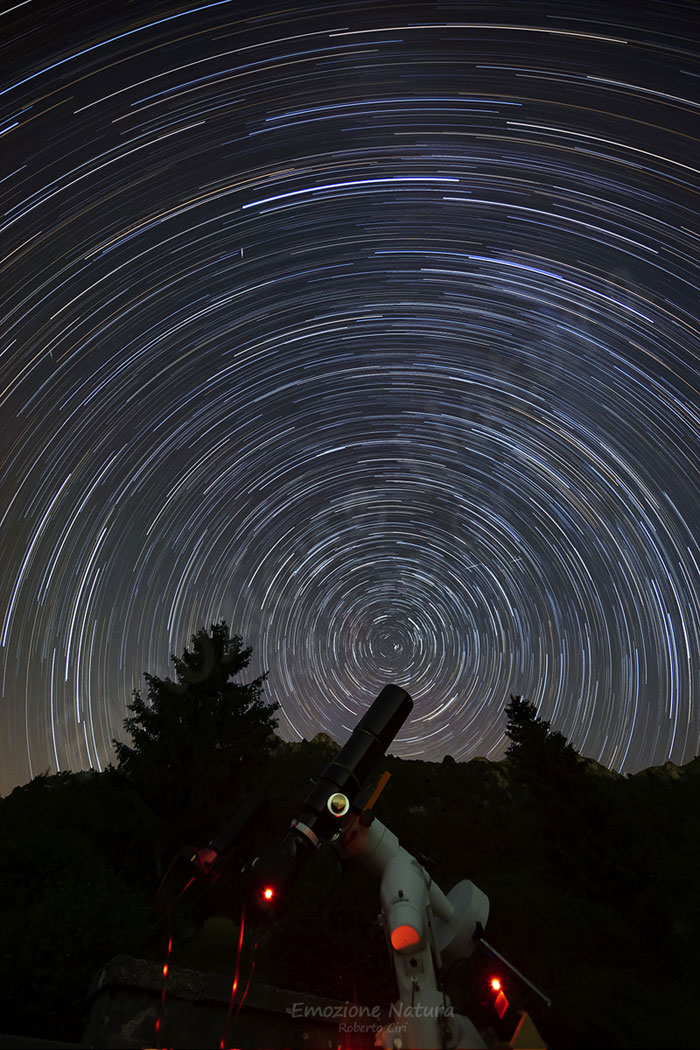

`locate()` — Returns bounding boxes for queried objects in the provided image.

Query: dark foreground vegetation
[0,622,697,1048]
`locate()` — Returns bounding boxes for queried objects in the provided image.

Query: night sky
[1,0,699,797]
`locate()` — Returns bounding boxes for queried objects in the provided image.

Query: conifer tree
[504,693,577,776]
[113,621,278,827]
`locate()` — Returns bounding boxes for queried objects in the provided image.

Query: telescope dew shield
[354,684,414,751]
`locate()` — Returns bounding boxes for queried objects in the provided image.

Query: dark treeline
[0,621,697,1048]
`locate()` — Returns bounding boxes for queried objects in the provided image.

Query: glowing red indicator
[262,886,275,900]
[491,977,509,1019]
[390,924,421,951]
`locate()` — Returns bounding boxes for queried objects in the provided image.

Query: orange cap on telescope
[390,924,422,951]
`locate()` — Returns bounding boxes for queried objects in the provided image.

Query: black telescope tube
[295,683,413,844]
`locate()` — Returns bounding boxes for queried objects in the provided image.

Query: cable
[153,854,196,1045]
[154,912,172,1045]
[231,938,258,1033]
[220,902,247,1050]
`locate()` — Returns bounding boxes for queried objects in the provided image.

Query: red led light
[390,924,421,951]
[490,977,509,1019]
[262,886,275,900]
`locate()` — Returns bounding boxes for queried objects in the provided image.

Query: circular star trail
[1,0,699,796]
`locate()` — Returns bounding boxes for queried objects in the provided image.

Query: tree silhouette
[113,621,278,831]
[505,694,549,752]
[504,693,577,781]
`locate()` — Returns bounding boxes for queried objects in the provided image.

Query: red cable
[232,938,258,1030]
[153,859,195,1047]
[220,903,247,1049]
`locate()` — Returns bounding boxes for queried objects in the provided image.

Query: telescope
[198,683,548,1048]
[245,683,412,915]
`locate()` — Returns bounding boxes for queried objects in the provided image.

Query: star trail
[1,0,699,796]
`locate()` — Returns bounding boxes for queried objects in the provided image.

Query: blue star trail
[0,0,698,795]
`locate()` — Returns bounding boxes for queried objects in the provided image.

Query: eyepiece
[328,792,350,817]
